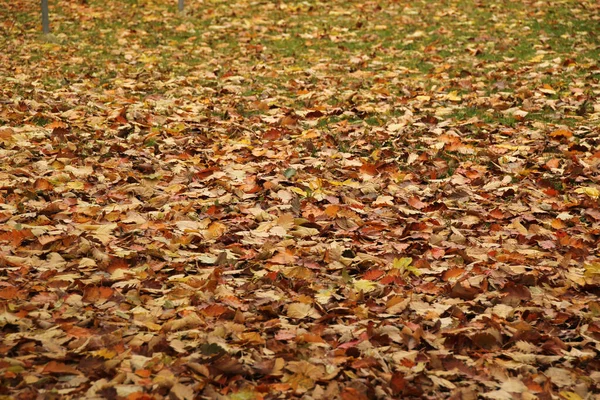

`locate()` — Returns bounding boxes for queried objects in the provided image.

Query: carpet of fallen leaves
[1,0,600,399]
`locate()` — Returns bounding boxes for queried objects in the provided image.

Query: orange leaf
[42,361,80,375]
[195,167,218,180]
[0,229,34,247]
[442,267,465,282]
[238,331,265,344]
[341,387,368,400]
[135,369,152,378]
[126,393,153,400]
[363,269,384,281]
[0,127,14,140]
[204,221,227,240]
[64,326,93,338]
[386,295,406,309]
[46,121,68,129]
[489,209,505,220]
[280,116,297,127]
[551,219,565,229]
[0,285,21,300]
[380,274,398,285]
[297,333,325,343]
[263,128,282,140]
[465,169,481,179]
[351,357,379,369]
[407,196,426,210]
[34,178,54,191]
[107,257,129,273]
[83,286,114,303]
[549,129,572,139]
[431,248,445,259]
[269,249,297,265]
[324,205,340,218]
[525,380,544,393]
[221,295,244,309]
[545,158,560,169]
[360,163,377,176]
[201,304,229,317]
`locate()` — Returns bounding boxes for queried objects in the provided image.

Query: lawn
[0,0,600,399]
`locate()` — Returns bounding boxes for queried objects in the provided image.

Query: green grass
[0,0,598,132]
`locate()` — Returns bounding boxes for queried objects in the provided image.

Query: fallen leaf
[287,303,321,319]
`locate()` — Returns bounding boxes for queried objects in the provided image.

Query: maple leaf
[287,303,321,319]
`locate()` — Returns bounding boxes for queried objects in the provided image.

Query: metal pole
[41,0,49,34]
[178,0,184,13]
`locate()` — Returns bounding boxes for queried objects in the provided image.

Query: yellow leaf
[164,183,186,194]
[67,181,85,190]
[539,84,556,95]
[315,289,334,304]
[393,257,413,270]
[447,91,462,102]
[353,279,378,293]
[559,391,582,400]
[575,187,600,199]
[392,257,422,276]
[342,180,360,188]
[138,54,159,64]
[91,348,117,359]
[529,54,544,63]
[512,219,529,235]
[289,187,307,196]
[584,263,600,278]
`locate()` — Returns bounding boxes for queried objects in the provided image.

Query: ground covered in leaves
[1,0,600,398]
